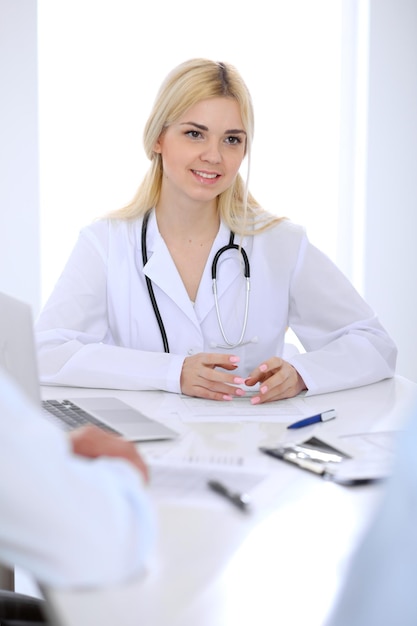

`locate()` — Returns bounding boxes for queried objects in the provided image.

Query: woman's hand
[245,357,307,404]
[180,353,247,401]
[69,425,149,483]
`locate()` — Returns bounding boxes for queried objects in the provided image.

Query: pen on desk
[287,409,337,430]
[207,479,251,513]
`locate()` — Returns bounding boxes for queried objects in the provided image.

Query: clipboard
[259,437,390,486]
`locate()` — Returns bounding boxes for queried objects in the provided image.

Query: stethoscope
[141,209,251,352]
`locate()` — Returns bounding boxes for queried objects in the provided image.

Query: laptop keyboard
[42,399,120,434]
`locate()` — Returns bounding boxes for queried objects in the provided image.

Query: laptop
[0,291,177,442]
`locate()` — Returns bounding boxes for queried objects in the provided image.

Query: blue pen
[287,409,336,430]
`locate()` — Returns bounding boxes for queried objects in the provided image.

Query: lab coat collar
[140,211,248,324]
[141,211,195,322]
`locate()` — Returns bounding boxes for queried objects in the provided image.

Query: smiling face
[153,97,246,211]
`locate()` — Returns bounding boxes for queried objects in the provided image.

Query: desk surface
[40,376,416,626]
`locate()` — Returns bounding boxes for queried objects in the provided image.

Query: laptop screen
[0,291,42,407]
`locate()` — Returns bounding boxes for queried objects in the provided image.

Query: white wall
[36,0,342,305]
[363,0,417,382]
[0,0,40,313]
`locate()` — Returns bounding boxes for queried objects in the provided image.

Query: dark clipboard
[259,437,388,486]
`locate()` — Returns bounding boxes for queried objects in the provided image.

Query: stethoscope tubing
[141,210,170,353]
[141,209,251,352]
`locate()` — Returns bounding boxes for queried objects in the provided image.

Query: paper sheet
[148,460,267,503]
[338,430,400,455]
[163,393,307,423]
[143,421,288,471]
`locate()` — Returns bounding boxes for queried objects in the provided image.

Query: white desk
[40,376,416,626]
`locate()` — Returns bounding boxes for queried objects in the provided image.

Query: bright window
[38,0,342,303]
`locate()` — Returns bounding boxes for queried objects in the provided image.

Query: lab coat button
[187,348,194,355]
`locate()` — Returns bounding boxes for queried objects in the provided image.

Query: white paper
[143,421,274,470]
[164,393,307,423]
[148,459,267,504]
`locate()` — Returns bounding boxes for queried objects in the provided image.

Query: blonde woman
[36,58,397,404]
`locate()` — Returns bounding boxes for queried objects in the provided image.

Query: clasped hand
[180,353,306,403]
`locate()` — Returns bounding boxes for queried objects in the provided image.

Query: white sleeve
[286,235,397,394]
[35,223,183,393]
[0,371,155,588]
[325,398,417,626]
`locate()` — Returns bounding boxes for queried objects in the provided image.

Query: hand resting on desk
[180,353,306,403]
[245,357,307,404]
[69,426,149,483]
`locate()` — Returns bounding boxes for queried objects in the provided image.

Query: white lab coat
[325,397,417,626]
[0,369,154,588]
[35,211,396,395]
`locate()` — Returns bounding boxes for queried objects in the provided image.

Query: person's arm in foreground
[69,425,149,482]
[0,370,154,588]
[325,398,417,626]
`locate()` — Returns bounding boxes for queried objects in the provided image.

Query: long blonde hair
[107,58,282,235]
